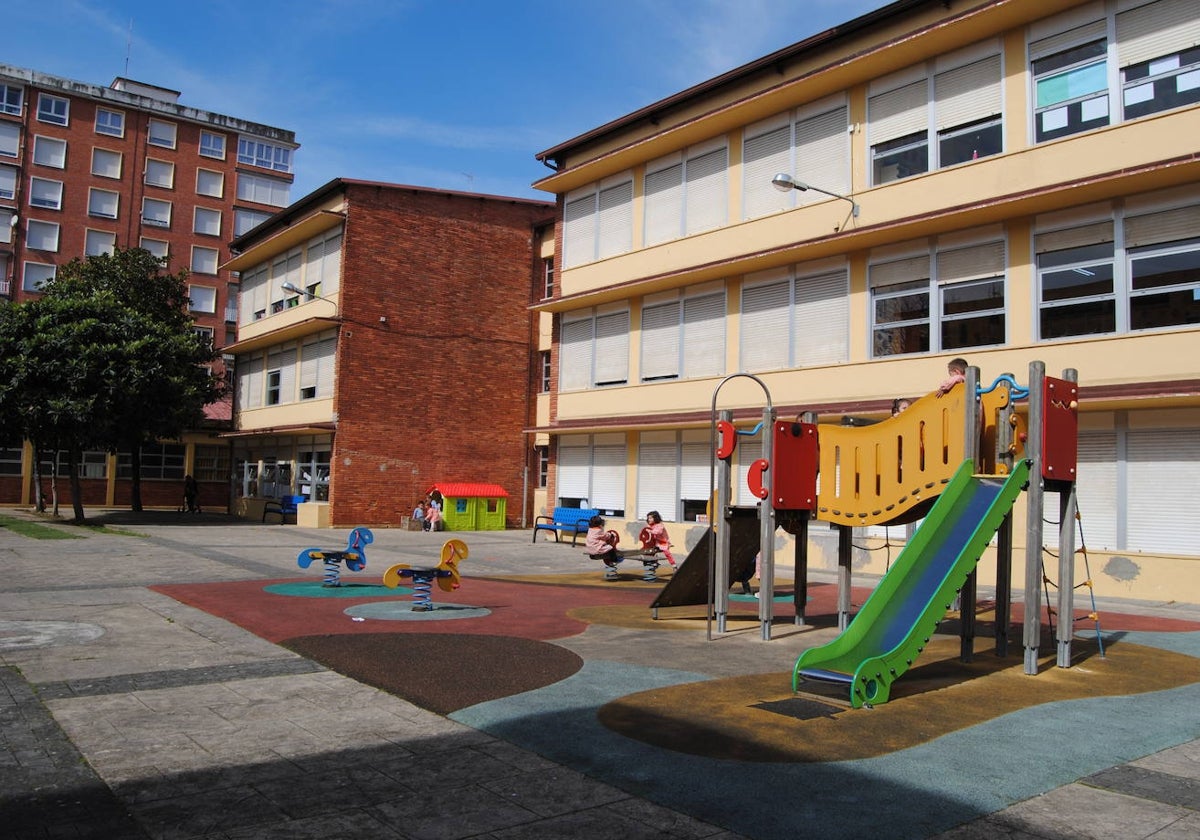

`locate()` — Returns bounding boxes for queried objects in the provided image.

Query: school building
[528,0,1200,604]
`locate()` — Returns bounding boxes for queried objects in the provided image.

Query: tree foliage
[0,248,224,520]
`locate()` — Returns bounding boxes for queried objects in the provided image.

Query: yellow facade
[532,0,1200,603]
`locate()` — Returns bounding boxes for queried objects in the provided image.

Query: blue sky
[5,0,886,203]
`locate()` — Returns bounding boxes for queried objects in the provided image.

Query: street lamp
[771,172,859,217]
[280,281,339,316]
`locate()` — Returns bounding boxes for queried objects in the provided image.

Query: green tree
[0,248,223,520]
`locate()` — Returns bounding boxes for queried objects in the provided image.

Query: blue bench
[263,494,304,524]
[532,507,599,546]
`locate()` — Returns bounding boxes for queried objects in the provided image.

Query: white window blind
[870,80,928,145]
[937,241,1006,283]
[641,300,681,381]
[1126,428,1200,554]
[793,269,849,365]
[591,444,627,511]
[934,55,1002,129]
[682,292,725,378]
[593,310,629,385]
[274,346,297,404]
[795,107,849,201]
[742,120,791,219]
[560,317,593,391]
[1035,222,1115,253]
[557,444,590,500]
[597,180,633,259]
[239,354,264,410]
[680,442,712,500]
[685,146,727,234]
[562,193,594,269]
[1075,431,1119,550]
[1124,204,1200,247]
[869,255,931,288]
[644,160,683,246]
[741,278,791,371]
[1030,19,1107,62]
[638,442,679,520]
[1116,0,1200,68]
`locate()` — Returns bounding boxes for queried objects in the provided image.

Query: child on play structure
[641,510,676,568]
[585,515,625,580]
[936,357,968,397]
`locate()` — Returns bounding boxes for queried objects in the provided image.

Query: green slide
[793,459,1029,708]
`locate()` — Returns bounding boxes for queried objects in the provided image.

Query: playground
[4,361,1199,839]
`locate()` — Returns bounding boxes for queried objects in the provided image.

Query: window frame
[95,107,125,137]
[143,157,175,189]
[26,218,60,252]
[22,261,56,292]
[196,168,224,198]
[91,147,122,179]
[190,246,220,276]
[30,175,64,210]
[193,206,221,237]
[189,284,218,314]
[141,197,172,228]
[0,83,22,116]
[237,137,293,173]
[88,188,119,219]
[199,130,226,159]
[147,119,177,149]
[84,229,116,257]
[32,135,67,169]
[36,93,69,125]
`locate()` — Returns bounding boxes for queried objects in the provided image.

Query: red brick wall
[328,185,552,527]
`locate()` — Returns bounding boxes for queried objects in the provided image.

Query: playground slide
[650,510,759,610]
[793,458,1030,708]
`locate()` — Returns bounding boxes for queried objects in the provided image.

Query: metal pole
[837,525,852,631]
[959,366,981,659]
[759,407,776,641]
[1056,368,1080,668]
[794,410,817,627]
[1024,361,1046,675]
[994,376,1016,658]
[713,409,733,637]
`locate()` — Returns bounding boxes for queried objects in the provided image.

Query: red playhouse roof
[428,483,509,498]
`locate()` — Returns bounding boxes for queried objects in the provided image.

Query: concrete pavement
[1,509,1198,839]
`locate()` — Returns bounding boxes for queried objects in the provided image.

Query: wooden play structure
[653,361,1081,708]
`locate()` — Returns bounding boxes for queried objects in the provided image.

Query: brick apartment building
[223,178,553,528]
[0,64,296,511]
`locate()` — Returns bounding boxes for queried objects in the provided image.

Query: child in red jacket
[642,510,675,568]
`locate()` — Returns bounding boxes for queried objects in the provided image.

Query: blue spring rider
[297,527,374,587]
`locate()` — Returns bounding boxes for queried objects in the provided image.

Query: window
[559,308,630,390]
[196,169,223,198]
[193,326,214,348]
[741,265,849,370]
[304,229,342,297]
[556,434,626,516]
[144,158,174,189]
[29,177,62,209]
[299,332,336,400]
[189,285,217,314]
[0,443,23,476]
[194,207,221,236]
[26,219,60,252]
[117,444,186,480]
[84,229,116,256]
[1031,11,1110,144]
[641,286,726,382]
[0,84,21,116]
[23,262,55,292]
[543,257,554,298]
[539,351,552,392]
[870,80,928,184]
[142,197,171,228]
[37,93,68,125]
[191,247,219,275]
[234,207,273,235]
[237,173,290,207]
[88,188,119,219]
[561,173,633,268]
[1118,0,1200,119]
[871,238,1006,357]
[139,238,168,260]
[33,136,66,168]
[147,119,177,148]
[265,344,296,405]
[237,137,292,172]
[536,447,549,488]
[193,444,229,483]
[91,148,122,179]
[644,140,728,246]
[95,108,124,137]
[41,450,108,479]
[1036,223,1116,339]
[934,55,1004,166]
[743,102,851,219]
[199,130,226,159]
[0,210,11,245]
[0,122,19,158]
[0,165,15,200]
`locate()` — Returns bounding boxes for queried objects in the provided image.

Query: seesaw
[297,527,374,587]
[382,539,469,612]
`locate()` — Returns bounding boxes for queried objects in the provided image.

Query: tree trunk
[68,447,85,523]
[31,441,46,513]
[129,444,143,512]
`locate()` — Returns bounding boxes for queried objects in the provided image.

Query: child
[936,358,968,397]
[642,510,676,568]
[585,515,624,580]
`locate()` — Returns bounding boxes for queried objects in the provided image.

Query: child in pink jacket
[642,510,675,567]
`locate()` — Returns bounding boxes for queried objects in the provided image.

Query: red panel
[1041,377,1079,482]
[771,421,818,510]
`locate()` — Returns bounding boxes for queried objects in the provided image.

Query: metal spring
[411,572,434,610]
[323,558,341,587]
